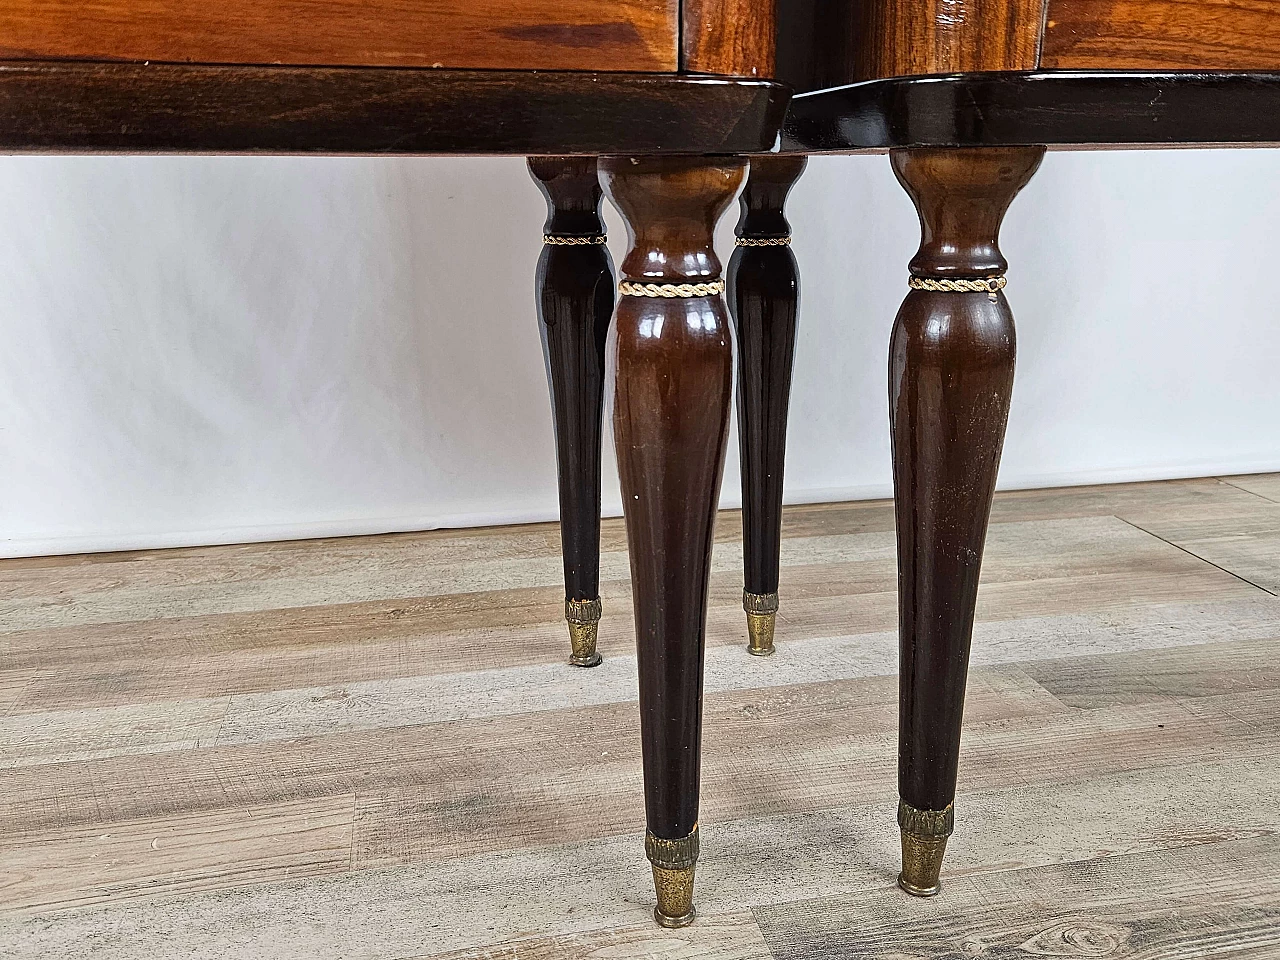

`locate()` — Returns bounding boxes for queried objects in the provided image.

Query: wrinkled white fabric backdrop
[1,151,1277,557]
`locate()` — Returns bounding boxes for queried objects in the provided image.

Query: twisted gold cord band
[619,278,726,298]
[909,275,1006,293]
[543,234,607,245]
[735,236,792,246]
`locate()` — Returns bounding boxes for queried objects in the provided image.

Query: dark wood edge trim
[781,70,1280,151]
[0,62,791,155]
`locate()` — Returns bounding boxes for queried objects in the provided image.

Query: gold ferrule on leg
[743,590,779,657]
[565,598,603,667]
[645,826,698,928]
[897,800,953,897]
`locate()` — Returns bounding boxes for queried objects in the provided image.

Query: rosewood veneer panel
[681,0,775,77]
[850,0,1044,80]
[1043,0,1280,70]
[0,0,677,72]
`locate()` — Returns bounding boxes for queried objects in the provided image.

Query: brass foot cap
[650,865,696,928]
[654,905,696,929]
[743,591,779,657]
[897,871,941,897]
[646,828,698,929]
[566,598,603,668]
[898,830,949,898]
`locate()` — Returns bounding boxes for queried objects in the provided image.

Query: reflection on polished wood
[601,154,745,926]
[529,156,614,668]
[889,145,1045,894]
[1042,0,1280,70]
[782,72,1280,152]
[0,0,678,72]
[0,64,790,156]
[728,155,807,657]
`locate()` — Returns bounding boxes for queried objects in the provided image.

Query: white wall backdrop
[1,151,1278,557]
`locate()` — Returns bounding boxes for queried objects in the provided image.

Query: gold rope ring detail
[544,234,607,245]
[735,236,792,246]
[909,275,1006,293]
[619,278,726,298]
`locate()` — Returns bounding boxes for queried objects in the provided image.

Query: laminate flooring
[3,474,1279,958]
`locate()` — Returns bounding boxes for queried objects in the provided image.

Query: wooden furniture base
[0,63,789,156]
[783,71,1280,151]
[601,155,745,926]
[529,157,614,667]
[8,0,1280,919]
[727,156,807,656]
[889,145,1044,895]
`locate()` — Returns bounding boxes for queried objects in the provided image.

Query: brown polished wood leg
[528,157,615,667]
[727,155,807,657]
[889,146,1045,896]
[600,155,745,928]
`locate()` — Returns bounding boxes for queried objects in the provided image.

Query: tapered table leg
[889,146,1045,896]
[528,157,615,667]
[600,155,745,928]
[727,155,806,657]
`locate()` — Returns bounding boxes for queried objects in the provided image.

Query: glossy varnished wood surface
[1042,0,1280,70]
[0,63,789,155]
[0,0,677,72]
[601,156,744,842]
[728,157,806,601]
[889,147,1044,813]
[681,0,775,77]
[774,0,1280,87]
[529,158,613,614]
[850,0,1043,80]
[782,72,1280,151]
[2,476,1279,955]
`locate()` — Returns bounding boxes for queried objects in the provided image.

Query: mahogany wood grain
[681,0,775,77]
[528,158,614,648]
[600,156,744,852]
[0,64,790,155]
[1042,0,1280,70]
[888,145,1043,854]
[0,0,677,72]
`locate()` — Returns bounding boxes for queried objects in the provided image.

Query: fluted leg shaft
[889,146,1044,895]
[600,155,745,927]
[529,157,615,666]
[728,156,806,656]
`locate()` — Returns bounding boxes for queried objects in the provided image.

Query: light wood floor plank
[1219,472,1280,504]
[6,511,1266,716]
[1,795,355,915]
[1131,502,1280,595]
[8,590,1276,769]
[754,836,1280,960]
[1023,636,1280,707]
[4,752,1274,956]
[0,474,1277,958]
[416,912,774,960]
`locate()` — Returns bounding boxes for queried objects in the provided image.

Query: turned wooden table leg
[528,157,615,667]
[728,155,806,657]
[600,155,745,928]
[889,146,1044,896]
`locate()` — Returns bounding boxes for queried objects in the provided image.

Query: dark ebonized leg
[600,155,745,928]
[528,157,615,667]
[889,146,1044,896]
[727,155,807,656]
